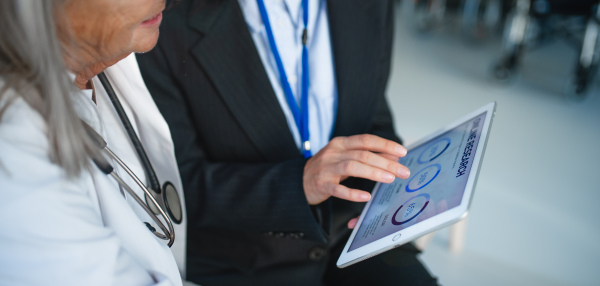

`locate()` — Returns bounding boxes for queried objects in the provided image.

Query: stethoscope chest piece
[145,181,183,224]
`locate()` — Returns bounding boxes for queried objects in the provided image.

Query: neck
[66,53,131,90]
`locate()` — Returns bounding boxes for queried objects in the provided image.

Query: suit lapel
[327,0,382,138]
[186,0,301,161]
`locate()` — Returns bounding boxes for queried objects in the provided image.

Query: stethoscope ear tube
[91,157,114,175]
[105,146,176,247]
[110,172,174,244]
[83,123,112,174]
[84,123,108,149]
[83,122,175,247]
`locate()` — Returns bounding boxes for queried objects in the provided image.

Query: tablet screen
[348,111,487,252]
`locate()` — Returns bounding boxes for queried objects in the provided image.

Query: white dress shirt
[238,0,338,155]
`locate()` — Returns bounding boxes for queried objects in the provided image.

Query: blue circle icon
[406,164,441,192]
[392,193,430,225]
[418,138,451,164]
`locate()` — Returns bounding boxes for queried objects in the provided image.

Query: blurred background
[387,0,600,285]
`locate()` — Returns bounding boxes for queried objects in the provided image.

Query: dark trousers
[324,240,439,286]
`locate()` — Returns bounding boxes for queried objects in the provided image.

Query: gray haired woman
[0,1,189,285]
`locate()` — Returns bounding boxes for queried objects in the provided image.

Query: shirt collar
[67,71,95,102]
[238,0,305,34]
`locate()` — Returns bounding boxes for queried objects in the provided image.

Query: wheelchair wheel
[492,52,520,83]
[412,0,447,33]
[564,75,591,102]
[565,63,598,101]
[492,63,513,83]
[462,0,502,40]
[567,7,600,101]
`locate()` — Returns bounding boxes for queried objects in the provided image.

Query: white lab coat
[0,54,189,285]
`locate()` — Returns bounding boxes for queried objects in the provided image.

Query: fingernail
[398,168,410,178]
[359,193,371,201]
[396,145,407,156]
[383,173,395,182]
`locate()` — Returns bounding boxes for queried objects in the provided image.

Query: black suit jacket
[137,0,398,285]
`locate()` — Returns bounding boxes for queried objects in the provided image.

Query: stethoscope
[85,72,182,247]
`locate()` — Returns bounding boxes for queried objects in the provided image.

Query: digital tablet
[336,102,496,268]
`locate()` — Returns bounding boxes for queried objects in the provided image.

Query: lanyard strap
[256,0,312,158]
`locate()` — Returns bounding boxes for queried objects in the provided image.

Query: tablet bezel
[336,102,496,268]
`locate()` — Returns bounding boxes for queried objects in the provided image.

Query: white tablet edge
[336,101,496,268]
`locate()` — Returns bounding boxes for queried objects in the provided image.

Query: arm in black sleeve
[136,41,327,242]
[368,0,401,145]
[369,95,402,145]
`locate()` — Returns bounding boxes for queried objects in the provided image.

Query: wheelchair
[493,0,600,100]
[411,0,509,40]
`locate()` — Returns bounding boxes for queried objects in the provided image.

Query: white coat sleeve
[0,100,174,286]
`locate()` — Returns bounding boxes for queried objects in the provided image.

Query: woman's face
[62,0,166,70]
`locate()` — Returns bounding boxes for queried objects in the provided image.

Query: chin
[133,30,160,53]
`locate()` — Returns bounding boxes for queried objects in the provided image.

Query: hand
[347,217,359,229]
[303,134,410,205]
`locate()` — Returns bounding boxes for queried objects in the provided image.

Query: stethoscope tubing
[97,72,162,194]
[84,122,175,247]
[98,72,183,224]
[105,147,175,246]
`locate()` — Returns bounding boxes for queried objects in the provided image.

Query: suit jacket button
[308,246,327,262]
[289,232,301,239]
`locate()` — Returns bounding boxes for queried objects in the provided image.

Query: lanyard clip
[302,141,312,159]
[303,140,311,152]
[302,29,308,46]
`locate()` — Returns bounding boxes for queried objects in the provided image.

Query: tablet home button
[392,234,401,241]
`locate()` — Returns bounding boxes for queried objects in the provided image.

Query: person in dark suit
[137,0,438,285]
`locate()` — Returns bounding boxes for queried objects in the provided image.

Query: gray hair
[0,0,100,177]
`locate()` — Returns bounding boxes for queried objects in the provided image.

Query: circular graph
[391,193,430,225]
[406,164,441,192]
[417,138,451,164]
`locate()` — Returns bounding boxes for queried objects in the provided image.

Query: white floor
[387,2,600,286]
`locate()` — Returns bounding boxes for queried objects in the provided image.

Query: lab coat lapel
[100,54,188,277]
[90,167,180,283]
[186,0,301,161]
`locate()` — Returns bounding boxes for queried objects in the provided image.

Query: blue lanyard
[256,0,311,158]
